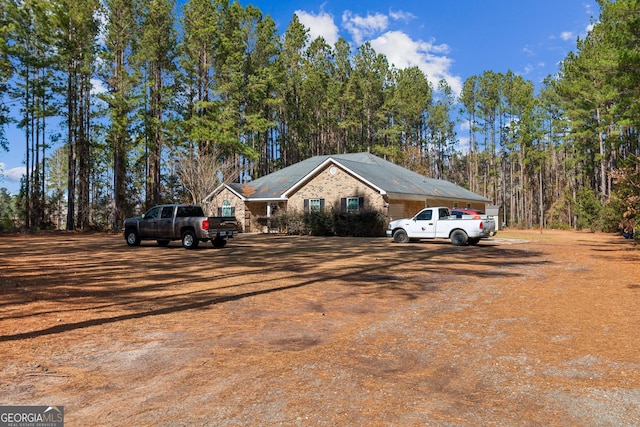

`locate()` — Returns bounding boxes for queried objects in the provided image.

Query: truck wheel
[393,229,410,243]
[211,237,227,248]
[181,230,199,249]
[451,230,468,246]
[125,229,140,246]
[157,239,170,247]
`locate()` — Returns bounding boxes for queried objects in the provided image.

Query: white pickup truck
[386,207,495,246]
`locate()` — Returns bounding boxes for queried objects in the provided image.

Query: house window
[347,197,359,213]
[304,198,325,212]
[341,197,364,213]
[309,199,322,212]
[217,200,235,217]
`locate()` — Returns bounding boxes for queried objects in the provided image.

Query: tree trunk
[66,57,76,231]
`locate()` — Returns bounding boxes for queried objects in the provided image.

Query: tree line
[0,0,638,235]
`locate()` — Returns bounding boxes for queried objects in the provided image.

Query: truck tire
[393,229,410,243]
[125,229,141,246]
[181,230,199,249]
[211,237,227,248]
[451,230,468,246]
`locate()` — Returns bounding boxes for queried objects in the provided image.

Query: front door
[138,206,160,238]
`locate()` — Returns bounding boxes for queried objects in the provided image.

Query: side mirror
[141,214,146,219]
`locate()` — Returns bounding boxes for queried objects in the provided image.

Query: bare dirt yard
[1,229,639,426]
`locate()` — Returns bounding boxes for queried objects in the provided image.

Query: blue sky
[0,0,599,194]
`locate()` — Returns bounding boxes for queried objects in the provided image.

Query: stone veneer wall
[287,164,386,213]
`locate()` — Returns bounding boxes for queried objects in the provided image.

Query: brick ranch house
[203,152,491,233]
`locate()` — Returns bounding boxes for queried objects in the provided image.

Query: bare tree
[176,147,238,205]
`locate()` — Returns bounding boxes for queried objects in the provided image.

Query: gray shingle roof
[229,152,489,202]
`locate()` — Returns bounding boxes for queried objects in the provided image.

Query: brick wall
[287,164,386,213]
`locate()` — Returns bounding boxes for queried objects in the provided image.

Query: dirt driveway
[1,230,639,426]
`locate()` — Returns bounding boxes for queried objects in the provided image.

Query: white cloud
[342,11,389,45]
[295,8,462,95]
[389,9,415,22]
[91,78,108,96]
[585,3,595,16]
[370,31,462,95]
[522,64,534,75]
[295,10,340,46]
[456,134,471,153]
[560,31,575,41]
[1,165,26,183]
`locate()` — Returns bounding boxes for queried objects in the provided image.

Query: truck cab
[408,207,451,238]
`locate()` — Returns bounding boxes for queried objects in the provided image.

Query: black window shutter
[217,207,222,216]
[341,198,346,212]
[303,199,309,213]
[320,199,325,210]
[359,197,364,209]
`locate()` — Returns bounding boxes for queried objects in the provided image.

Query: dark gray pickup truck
[123,204,238,249]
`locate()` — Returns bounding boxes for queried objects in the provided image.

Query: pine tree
[279,14,308,165]
[4,0,61,228]
[51,0,100,230]
[0,0,12,152]
[101,0,138,227]
[136,0,179,207]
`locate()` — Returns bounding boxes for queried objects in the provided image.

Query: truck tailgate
[208,216,238,235]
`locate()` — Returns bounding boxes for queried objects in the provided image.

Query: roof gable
[282,156,385,197]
